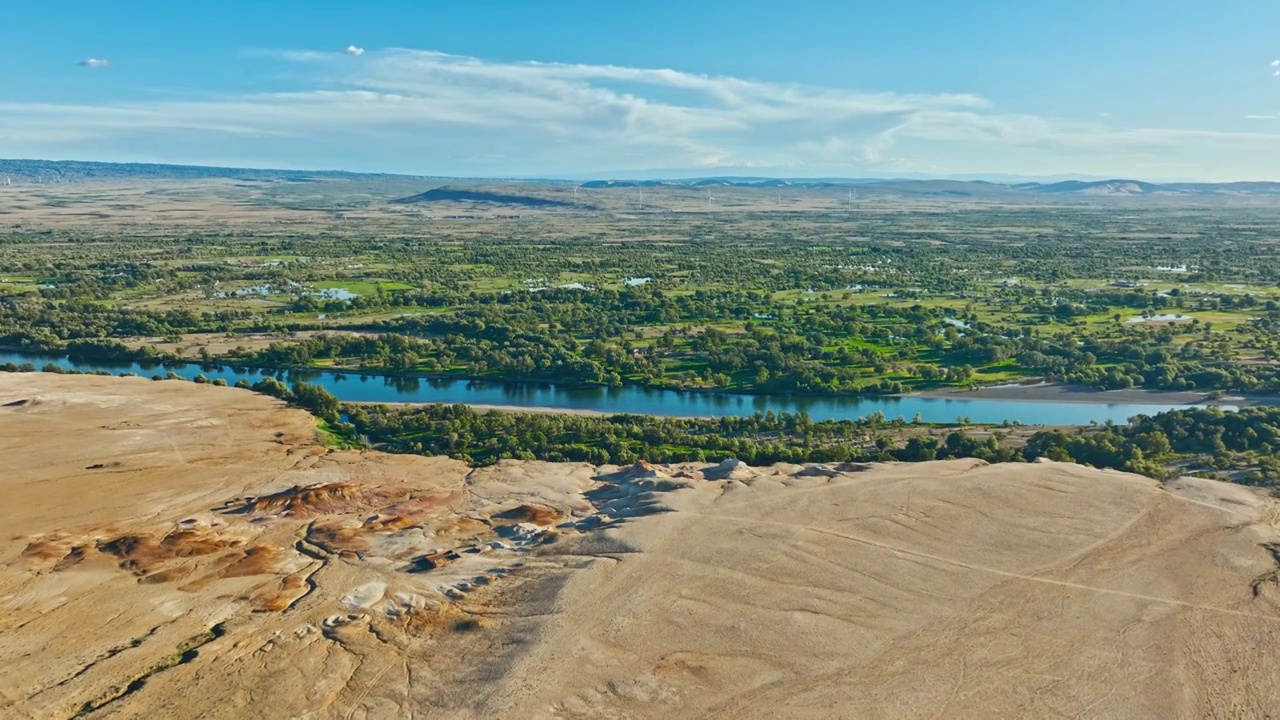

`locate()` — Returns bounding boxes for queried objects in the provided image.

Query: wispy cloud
[77,58,109,68]
[4,50,986,170]
[4,48,1280,179]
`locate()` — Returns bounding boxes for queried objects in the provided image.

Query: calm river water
[0,351,1219,426]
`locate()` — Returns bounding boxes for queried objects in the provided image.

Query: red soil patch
[432,517,491,540]
[255,568,314,612]
[21,537,70,562]
[307,521,369,555]
[492,503,561,526]
[363,514,418,533]
[139,566,194,584]
[97,529,241,575]
[221,483,372,517]
[219,546,283,578]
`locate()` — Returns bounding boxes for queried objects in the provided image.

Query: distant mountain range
[584,177,1280,197]
[0,159,420,184]
[4,159,1280,200]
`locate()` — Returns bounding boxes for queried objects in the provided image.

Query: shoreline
[914,382,1280,407]
[9,348,1280,419]
[347,401,618,417]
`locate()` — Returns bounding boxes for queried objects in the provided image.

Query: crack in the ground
[69,622,228,719]
[1251,543,1280,599]
[281,524,331,614]
[46,625,164,693]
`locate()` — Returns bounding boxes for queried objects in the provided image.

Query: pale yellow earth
[2,373,1280,719]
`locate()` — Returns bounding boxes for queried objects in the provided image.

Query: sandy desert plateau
[2,373,1280,718]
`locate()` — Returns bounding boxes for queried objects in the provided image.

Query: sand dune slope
[2,374,1279,719]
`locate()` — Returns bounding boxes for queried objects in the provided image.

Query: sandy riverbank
[918,382,1280,407]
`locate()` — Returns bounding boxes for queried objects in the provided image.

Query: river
[0,351,1221,426]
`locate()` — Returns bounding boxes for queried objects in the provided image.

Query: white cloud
[1272,59,1280,67]
[1246,114,1279,120]
[345,45,365,57]
[3,48,1280,179]
[77,58,109,68]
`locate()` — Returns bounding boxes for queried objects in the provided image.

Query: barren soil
[3,374,1280,718]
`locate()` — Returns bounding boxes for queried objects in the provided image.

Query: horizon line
[2,157,1279,186]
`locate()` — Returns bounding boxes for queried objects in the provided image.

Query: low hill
[578,179,670,189]
[1027,179,1165,195]
[390,186,576,208]
[3,372,1279,718]
[1017,178,1280,196]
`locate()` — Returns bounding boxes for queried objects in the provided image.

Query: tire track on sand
[686,511,1280,623]
[694,504,1279,719]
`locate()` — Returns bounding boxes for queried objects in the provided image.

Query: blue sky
[2,0,1278,180]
